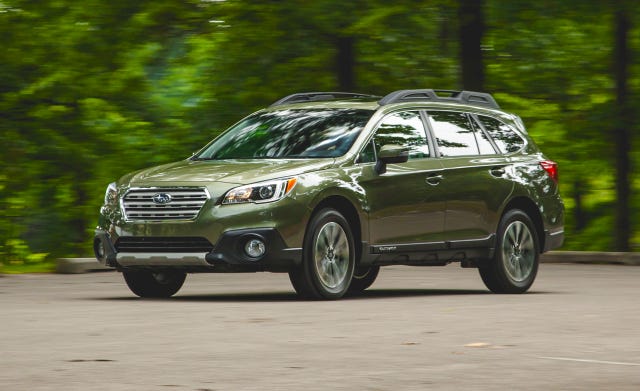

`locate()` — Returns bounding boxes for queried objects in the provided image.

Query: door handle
[426,174,443,186]
[490,167,506,177]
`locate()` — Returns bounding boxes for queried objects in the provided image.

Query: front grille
[122,188,209,221]
[115,237,214,253]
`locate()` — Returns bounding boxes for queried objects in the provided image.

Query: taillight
[540,160,558,183]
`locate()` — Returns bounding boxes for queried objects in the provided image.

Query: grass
[0,261,56,274]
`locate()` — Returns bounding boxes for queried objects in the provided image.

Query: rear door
[425,110,514,242]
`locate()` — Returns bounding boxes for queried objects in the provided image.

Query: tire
[479,209,539,294]
[347,265,380,294]
[289,208,355,300]
[122,270,186,298]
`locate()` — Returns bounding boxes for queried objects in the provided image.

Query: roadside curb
[54,251,640,274]
[541,251,640,266]
[55,258,113,274]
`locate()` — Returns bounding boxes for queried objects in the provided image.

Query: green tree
[0,1,216,263]
[1,0,639,268]
[484,1,639,250]
[458,0,485,90]
[613,1,632,251]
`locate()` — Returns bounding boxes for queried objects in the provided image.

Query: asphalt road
[2,264,639,391]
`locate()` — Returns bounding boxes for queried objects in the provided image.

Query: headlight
[104,182,117,205]
[222,178,297,205]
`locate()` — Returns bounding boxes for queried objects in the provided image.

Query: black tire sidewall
[123,270,186,298]
[348,265,380,293]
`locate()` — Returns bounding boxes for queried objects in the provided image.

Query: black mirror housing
[376,144,409,174]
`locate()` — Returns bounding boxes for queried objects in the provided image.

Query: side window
[357,140,376,163]
[477,115,524,153]
[427,111,479,157]
[470,116,498,155]
[373,111,430,160]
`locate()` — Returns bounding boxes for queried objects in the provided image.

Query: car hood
[125,158,336,186]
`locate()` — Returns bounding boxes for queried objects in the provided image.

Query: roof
[268,89,500,110]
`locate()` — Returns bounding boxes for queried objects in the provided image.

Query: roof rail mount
[378,89,499,109]
[270,92,381,107]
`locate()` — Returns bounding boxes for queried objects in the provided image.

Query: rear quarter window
[477,115,524,153]
[426,111,479,157]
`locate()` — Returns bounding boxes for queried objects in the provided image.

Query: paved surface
[2,264,639,390]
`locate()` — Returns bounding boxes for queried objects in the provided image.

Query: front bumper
[94,228,302,272]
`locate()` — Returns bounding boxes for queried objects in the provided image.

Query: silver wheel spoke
[327,263,337,286]
[314,221,350,290]
[325,228,333,248]
[514,222,522,244]
[333,262,342,286]
[335,234,348,253]
[316,234,328,255]
[510,226,517,246]
[515,259,523,279]
[336,255,346,275]
[521,231,534,250]
[501,220,536,283]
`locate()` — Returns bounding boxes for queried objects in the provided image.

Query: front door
[359,110,445,245]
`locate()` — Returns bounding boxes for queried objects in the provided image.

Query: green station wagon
[94,89,564,299]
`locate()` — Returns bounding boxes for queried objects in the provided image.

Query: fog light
[244,238,266,258]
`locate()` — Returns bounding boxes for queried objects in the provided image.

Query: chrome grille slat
[124,191,206,199]
[125,209,202,213]
[124,206,204,210]
[122,187,209,221]
[125,199,206,206]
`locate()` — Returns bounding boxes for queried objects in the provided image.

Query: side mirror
[375,144,409,174]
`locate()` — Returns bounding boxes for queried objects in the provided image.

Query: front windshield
[194,108,374,159]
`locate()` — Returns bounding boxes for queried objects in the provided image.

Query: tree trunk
[573,178,587,231]
[613,7,631,251]
[335,36,355,91]
[458,0,485,91]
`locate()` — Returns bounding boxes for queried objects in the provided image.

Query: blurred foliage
[0,0,638,268]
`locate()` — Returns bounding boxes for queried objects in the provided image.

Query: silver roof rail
[270,92,381,107]
[378,89,500,109]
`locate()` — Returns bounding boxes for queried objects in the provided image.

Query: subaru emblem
[152,193,172,204]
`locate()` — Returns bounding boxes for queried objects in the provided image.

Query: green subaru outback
[95,89,564,299]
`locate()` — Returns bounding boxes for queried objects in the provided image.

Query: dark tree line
[0,0,638,268]
[613,4,631,251]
